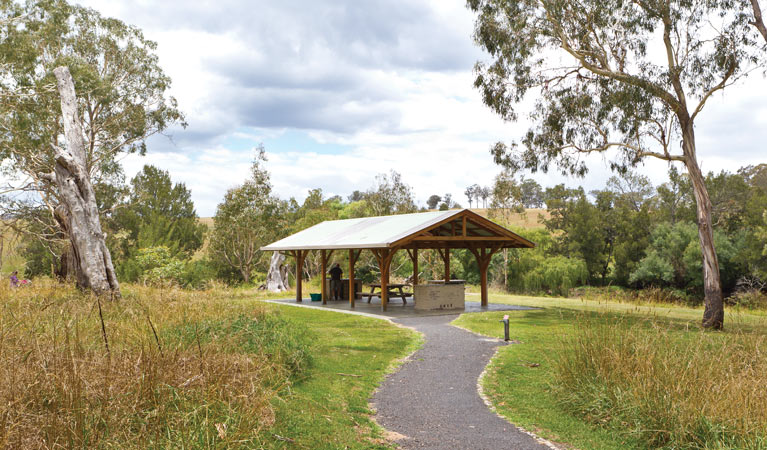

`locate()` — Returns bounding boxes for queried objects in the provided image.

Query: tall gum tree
[750,0,767,42]
[0,1,183,294]
[468,0,765,328]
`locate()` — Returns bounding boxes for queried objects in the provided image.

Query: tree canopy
[468,0,766,328]
[115,165,206,261]
[209,147,286,284]
[0,0,183,222]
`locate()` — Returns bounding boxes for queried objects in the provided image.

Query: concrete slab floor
[266,297,538,319]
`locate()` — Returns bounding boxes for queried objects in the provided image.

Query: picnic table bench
[357,283,413,305]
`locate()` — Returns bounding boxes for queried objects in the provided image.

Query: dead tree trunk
[266,251,289,292]
[49,66,120,297]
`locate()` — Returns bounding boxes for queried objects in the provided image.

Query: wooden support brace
[406,248,419,285]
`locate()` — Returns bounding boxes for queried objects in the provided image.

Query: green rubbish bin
[310,293,322,302]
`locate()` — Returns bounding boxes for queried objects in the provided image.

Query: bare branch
[691,59,738,121]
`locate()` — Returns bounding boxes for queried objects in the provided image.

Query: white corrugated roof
[261,209,463,251]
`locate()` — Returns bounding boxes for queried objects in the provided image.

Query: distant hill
[467,208,549,230]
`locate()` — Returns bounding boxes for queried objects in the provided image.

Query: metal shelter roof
[260,209,535,251]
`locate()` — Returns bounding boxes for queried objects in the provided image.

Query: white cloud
[72,0,767,217]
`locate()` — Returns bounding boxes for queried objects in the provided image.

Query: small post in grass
[500,314,510,342]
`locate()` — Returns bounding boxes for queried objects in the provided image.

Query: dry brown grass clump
[552,314,767,449]
[0,280,309,448]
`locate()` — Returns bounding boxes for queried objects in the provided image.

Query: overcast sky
[78,0,767,217]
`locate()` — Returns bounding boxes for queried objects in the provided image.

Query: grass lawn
[453,292,767,449]
[263,303,421,449]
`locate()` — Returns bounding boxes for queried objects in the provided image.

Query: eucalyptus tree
[0,1,183,294]
[210,147,285,284]
[519,178,544,208]
[463,186,474,208]
[751,0,767,42]
[363,171,417,216]
[489,170,523,224]
[464,184,482,208]
[468,0,764,328]
[426,194,442,210]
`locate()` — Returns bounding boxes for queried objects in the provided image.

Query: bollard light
[500,314,510,342]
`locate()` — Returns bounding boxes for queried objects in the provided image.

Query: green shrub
[135,246,185,286]
[519,255,588,296]
[117,257,143,282]
[354,265,378,284]
[180,259,218,289]
[506,228,589,296]
[630,222,745,295]
[728,289,767,309]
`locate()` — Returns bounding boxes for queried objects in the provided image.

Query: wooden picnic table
[360,283,413,304]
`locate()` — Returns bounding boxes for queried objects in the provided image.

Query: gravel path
[372,315,550,450]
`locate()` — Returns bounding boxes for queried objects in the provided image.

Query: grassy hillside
[469,208,550,229]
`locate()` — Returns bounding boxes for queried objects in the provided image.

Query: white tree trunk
[266,251,289,292]
[52,66,120,297]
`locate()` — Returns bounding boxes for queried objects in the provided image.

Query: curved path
[372,315,550,450]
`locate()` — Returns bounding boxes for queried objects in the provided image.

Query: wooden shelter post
[479,249,489,307]
[320,250,334,305]
[470,245,503,307]
[349,249,361,308]
[291,250,307,302]
[320,250,326,305]
[373,248,396,312]
[445,249,450,283]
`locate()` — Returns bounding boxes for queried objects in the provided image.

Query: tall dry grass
[0,280,310,448]
[552,314,767,449]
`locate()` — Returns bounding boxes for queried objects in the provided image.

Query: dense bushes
[118,246,218,289]
[518,256,588,296]
[630,222,744,292]
[552,315,767,448]
[504,228,588,296]
[503,167,767,304]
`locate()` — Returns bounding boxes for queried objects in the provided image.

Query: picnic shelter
[261,209,535,311]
